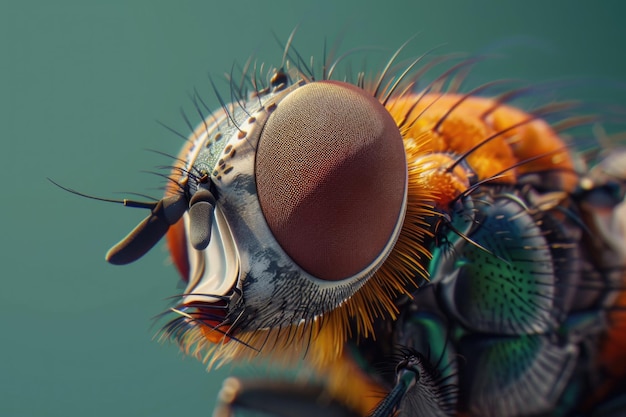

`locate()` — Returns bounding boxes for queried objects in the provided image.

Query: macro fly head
[52,31,626,417]
[104,66,425,365]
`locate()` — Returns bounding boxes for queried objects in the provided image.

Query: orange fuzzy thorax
[386,93,578,193]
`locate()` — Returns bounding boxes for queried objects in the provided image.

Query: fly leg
[368,350,456,417]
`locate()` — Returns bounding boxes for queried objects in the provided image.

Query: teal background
[2,1,625,416]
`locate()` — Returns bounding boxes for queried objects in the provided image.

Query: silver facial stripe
[183,206,239,304]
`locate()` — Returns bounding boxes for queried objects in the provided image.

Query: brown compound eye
[255,81,407,281]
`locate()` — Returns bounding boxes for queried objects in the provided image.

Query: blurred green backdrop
[2,1,625,416]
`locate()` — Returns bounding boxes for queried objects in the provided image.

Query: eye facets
[255,81,407,281]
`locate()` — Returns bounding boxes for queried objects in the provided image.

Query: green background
[2,1,625,416]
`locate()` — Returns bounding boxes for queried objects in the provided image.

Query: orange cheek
[166,217,190,281]
[200,321,232,344]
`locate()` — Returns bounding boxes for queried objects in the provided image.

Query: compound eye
[255,81,407,281]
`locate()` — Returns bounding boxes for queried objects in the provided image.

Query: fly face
[108,72,415,363]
